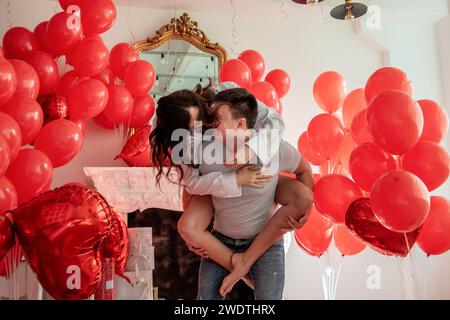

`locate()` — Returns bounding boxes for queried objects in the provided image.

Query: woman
[150,82,313,297]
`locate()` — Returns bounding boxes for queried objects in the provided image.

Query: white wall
[1,0,449,299]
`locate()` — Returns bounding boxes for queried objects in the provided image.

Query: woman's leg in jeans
[219,176,313,296]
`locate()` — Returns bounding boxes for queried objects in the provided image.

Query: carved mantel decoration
[84,167,183,217]
[133,12,228,66]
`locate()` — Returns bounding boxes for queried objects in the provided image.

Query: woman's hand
[236,165,273,188]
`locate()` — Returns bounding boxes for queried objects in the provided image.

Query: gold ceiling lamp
[330,0,368,20]
[291,0,325,4]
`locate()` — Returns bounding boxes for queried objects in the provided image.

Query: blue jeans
[197,231,285,300]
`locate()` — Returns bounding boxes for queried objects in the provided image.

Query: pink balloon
[1,95,44,145]
[5,149,53,205]
[238,50,265,82]
[35,119,83,168]
[0,112,22,161]
[249,81,278,108]
[109,43,139,79]
[342,88,367,128]
[123,60,156,97]
[307,113,345,159]
[9,59,40,99]
[219,59,252,89]
[418,99,449,143]
[0,59,17,106]
[55,70,88,97]
[365,67,413,105]
[0,176,17,214]
[80,0,117,35]
[68,38,109,77]
[129,95,155,128]
[67,78,109,120]
[26,51,59,96]
[93,66,115,86]
[351,109,373,145]
[265,69,291,99]
[2,27,39,60]
[371,170,430,233]
[313,71,347,113]
[102,85,133,125]
[0,136,10,177]
[45,12,83,56]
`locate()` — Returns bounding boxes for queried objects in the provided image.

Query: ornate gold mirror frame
[133,12,228,66]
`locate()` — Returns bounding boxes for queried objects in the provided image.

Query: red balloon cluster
[294,66,449,258]
[219,50,290,114]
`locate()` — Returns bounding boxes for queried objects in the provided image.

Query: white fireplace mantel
[84,167,183,215]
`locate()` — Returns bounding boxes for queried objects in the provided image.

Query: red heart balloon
[11,184,112,299]
[0,213,14,261]
[345,198,421,257]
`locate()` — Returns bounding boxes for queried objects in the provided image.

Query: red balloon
[115,125,152,166]
[93,112,116,129]
[349,143,396,192]
[124,60,156,97]
[249,81,278,108]
[346,198,421,257]
[307,113,344,159]
[5,149,53,205]
[2,27,39,60]
[55,70,88,97]
[33,21,51,54]
[294,205,333,257]
[0,213,14,260]
[265,69,290,99]
[333,224,366,256]
[0,59,17,106]
[219,59,252,89]
[0,176,17,214]
[1,95,44,145]
[58,0,80,10]
[371,170,430,233]
[238,50,265,82]
[67,78,109,120]
[45,12,83,56]
[0,112,22,161]
[72,119,87,136]
[313,71,347,113]
[68,38,109,77]
[402,141,449,192]
[365,67,413,105]
[9,59,40,99]
[12,184,111,299]
[418,99,449,143]
[314,174,362,223]
[109,43,139,79]
[367,90,423,155]
[93,65,115,86]
[342,88,367,128]
[0,136,10,176]
[417,196,450,256]
[102,85,133,125]
[26,51,59,96]
[297,131,326,166]
[80,0,117,35]
[350,109,373,145]
[35,119,83,168]
[337,132,357,172]
[129,95,155,128]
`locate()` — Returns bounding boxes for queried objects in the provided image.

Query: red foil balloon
[2,27,39,60]
[0,112,22,161]
[342,88,367,128]
[418,99,449,143]
[40,94,69,121]
[265,69,291,99]
[5,149,53,205]
[115,125,152,166]
[402,141,449,192]
[129,94,155,128]
[0,213,14,261]
[333,224,366,256]
[365,67,413,105]
[109,43,139,79]
[345,198,421,257]
[314,174,363,223]
[248,81,278,108]
[367,90,423,155]
[45,12,83,56]
[371,170,430,233]
[123,60,156,97]
[219,59,252,89]
[11,184,112,300]
[417,196,450,256]
[238,50,266,82]
[313,71,347,113]
[26,51,59,96]
[9,59,40,99]
[307,113,345,159]
[0,58,17,106]
[67,78,109,120]
[80,0,117,35]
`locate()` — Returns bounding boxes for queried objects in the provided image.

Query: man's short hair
[212,88,258,129]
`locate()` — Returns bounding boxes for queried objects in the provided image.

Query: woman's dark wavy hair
[150,88,213,186]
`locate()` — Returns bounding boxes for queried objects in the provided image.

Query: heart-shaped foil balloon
[345,198,421,257]
[11,184,113,300]
[115,125,152,167]
[0,213,14,261]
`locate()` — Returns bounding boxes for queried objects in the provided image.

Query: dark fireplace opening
[128,208,254,300]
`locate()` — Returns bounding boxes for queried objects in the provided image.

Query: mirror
[134,13,228,102]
